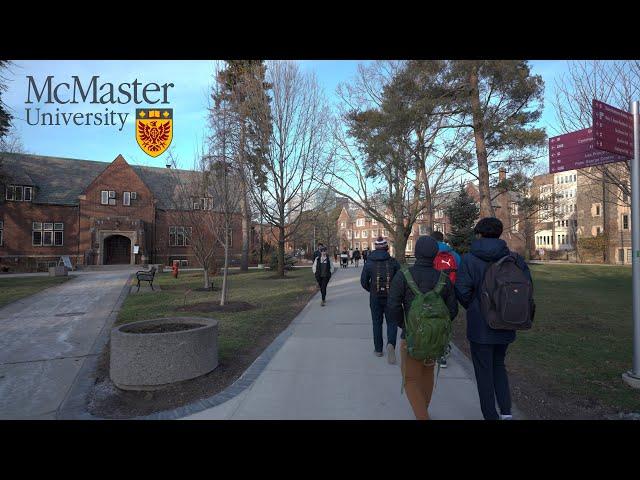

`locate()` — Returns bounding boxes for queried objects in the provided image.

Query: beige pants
[400,339,435,420]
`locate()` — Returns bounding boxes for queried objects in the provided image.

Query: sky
[2,60,569,170]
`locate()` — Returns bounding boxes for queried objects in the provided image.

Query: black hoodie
[387,236,459,335]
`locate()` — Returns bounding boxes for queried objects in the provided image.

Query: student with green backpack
[387,236,458,420]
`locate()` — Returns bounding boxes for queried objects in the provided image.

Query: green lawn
[0,275,71,308]
[117,269,318,364]
[509,264,638,412]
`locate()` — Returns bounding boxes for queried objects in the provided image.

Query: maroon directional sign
[592,99,634,159]
[549,127,628,173]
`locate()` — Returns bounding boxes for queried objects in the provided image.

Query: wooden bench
[135,266,157,292]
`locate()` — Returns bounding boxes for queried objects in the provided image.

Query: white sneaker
[387,344,397,365]
[500,414,513,420]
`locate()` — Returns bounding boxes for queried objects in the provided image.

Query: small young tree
[446,185,480,255]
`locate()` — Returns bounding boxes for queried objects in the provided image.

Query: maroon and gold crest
[136,108,173,157]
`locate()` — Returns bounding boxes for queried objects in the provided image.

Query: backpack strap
[400,266,422,297]
[433,271,447,296]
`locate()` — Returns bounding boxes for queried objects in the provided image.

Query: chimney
[499,168,507,182]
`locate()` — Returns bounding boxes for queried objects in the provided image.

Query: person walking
[454,217,534,421]
[340,249,349,268]
[353,248,361,267]
[312,246,335,306]
[313,243,325,262]
[387,236,458,420]
[362,248,369,264]
[349,248,354,265]
[430,231,461,369]
[360,237,401,363]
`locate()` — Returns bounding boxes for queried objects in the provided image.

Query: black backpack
[373,260,393,297]
[480,253,535,330]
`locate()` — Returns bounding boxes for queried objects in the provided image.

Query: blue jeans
[469,342,511,420]
[370,296,397,352]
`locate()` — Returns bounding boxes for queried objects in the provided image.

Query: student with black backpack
[360,237,401,363]
[455,217,535,421]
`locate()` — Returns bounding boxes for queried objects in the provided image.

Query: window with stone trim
[5,185,32,202]
[32,221,63,246]
[622,214,630,230]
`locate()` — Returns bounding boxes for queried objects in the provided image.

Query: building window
[169,226,192,246]
[628,249,633,263]
[371,219,377,225]
[123,191,131,206]
[435,209,444,218]
[511,203,519,216]
[419,224,428,236]
[5,185,32,202]
[101,191,109,205]
[434,223,443,233]
[356,218,365,227]
[619,249,625,263]
[362,230,368,238]
[511,218,518,232]
[354,230,360,239]
[622,214,629,230]
[406,240,413,251]
[340,222,346,228]
[32,221,63,246]
[594,204,601,216]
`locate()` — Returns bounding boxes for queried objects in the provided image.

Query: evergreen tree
[446,185,480,255]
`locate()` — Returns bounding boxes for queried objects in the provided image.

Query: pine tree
[446,185,479,255]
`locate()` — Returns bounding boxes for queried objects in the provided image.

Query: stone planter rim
[114,316,217,336]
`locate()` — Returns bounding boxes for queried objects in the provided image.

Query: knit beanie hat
[374,236,388,250]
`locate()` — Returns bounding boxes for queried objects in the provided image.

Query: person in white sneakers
[312,246,335,306]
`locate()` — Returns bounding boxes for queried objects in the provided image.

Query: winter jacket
[313,255,334,281]
[353,250,361,260]
[436,241,461,267]
[360,249,401,296]
[454,237,533,345]
[387,236,458,338]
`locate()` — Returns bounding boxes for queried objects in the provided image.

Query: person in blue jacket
[454,217,533,421]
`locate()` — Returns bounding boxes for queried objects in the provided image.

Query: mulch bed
[451,311,614,420]
[175,301,256,313]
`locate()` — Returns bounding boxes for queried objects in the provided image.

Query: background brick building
[0,153,248,272]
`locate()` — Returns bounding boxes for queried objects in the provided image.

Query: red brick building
[0,153,248,272]
[336,169,526,258]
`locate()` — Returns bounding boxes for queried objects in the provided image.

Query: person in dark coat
[353,248,361,267]
[312,246,334,306]
[360,237,401,363]
[362,248,369,263]
[387,235,458,420]
[313,243,325,261]
[454,217,533,421]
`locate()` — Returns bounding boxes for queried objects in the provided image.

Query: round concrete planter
[110,317,218,391]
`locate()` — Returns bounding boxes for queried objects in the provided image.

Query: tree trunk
[203,266,210,290]
[240,190,250,272]
[220,231,230,306]
[469,67,494,218]
[278,226,286,277]
[393,230,408,265]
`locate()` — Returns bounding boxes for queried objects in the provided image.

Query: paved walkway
[0,270,133,419]
[186,265,488,420]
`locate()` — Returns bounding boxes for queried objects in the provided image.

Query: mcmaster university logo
[136,109,173,157]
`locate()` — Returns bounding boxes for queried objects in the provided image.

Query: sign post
[623,101,640,389]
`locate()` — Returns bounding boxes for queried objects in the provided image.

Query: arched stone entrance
[103,235,132,265]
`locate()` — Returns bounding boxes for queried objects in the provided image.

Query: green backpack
[401,267,451,363]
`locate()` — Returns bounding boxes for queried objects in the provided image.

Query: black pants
[469,342,511,420]
[317,276,330,301]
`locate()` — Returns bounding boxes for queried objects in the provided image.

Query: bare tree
[247,60,331,277]
[552,60,639,208]
[325,61,461,263]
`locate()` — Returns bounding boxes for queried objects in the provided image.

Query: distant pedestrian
[349,248,354,265]
[362,248,369,263]
[430,231,461,369]
[455,217,535,421]
[361,237,401,363]
[387,236,458,420]
[312,246,335,306]
[353,248,361,267]
[313,243,325,261]
[340,249,349,268]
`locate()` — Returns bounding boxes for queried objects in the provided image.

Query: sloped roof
[0,152,239,210]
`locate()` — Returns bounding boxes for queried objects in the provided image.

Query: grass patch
[90,269,318,418]
[0,275,71,308]
[453,263,637,418]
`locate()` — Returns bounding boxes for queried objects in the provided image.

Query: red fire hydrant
[172,260,180,279]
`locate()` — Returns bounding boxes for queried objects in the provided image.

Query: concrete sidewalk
[185,265,489,420]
